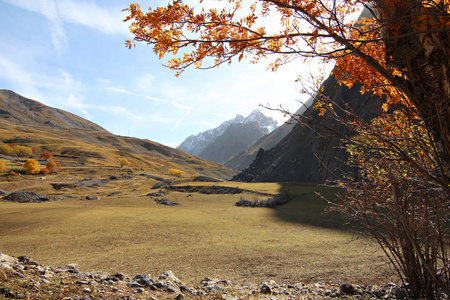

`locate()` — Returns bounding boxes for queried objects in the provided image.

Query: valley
[0,169,394,287]
[0,90,397,298]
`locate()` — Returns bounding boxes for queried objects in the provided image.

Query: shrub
[40,151,53,161]
[118,158,131,168]
[46,161,61,174]
[168,168,185,177]
[13,146,33,157]
[23,159,40,174]
[9,170,18,176]
[41,168,50,175]
[0,160,5,172]
[0,145,12,155]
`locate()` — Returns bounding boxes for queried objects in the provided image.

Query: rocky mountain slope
[224,98,314,170]
[178,109,278,163]
[0,90,235,179]
[233,74,382,183]
[0,89,106,132]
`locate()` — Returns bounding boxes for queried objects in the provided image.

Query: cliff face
[232,74,382,183]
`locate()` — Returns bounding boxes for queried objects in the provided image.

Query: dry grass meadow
[0,171,397,286]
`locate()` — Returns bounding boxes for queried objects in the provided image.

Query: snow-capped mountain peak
[177,109,278,157]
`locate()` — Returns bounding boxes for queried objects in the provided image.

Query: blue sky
[0,0,314,148]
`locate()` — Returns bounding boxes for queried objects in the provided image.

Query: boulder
[4,191,50,203]
[154,198,182,206]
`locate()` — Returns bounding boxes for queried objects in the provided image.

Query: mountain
[232,74,382,183]
[224,98,314,171]
[0,89,236,179]
[0,89,106,132]
[178,109,278,163]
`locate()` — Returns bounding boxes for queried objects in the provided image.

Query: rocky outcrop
[233,74,382,183]
[0,252,412,299]
[235,194,290,208]
[4,191,50,203]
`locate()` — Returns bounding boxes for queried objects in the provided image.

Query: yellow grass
[0,176,396,286]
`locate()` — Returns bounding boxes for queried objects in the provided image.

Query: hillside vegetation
[0,90,235,180]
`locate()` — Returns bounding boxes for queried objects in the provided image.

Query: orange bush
[24,159,41,174]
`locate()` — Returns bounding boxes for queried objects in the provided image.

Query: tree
[0,145,12,155]
[46,161,62,174]
[13,145,33,157]
[40,151,53,161]
[124,1,450,297]
[23,159,40,175]
[124,0,450,163]
[118,158,131,168]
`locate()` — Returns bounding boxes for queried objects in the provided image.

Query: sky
[0,0,320,148]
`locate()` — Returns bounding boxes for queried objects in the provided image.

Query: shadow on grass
[272,182,348,230]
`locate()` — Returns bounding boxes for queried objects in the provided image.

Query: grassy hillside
[0,89,235,179]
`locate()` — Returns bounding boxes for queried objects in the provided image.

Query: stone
[260,284,272,294]
[85,196,101,200]
[340,283,356,295]
[131,274,154,287]
[0,189,9,196]
[4,191,50,203]
[154,198,182,206]
[18,256,39,266]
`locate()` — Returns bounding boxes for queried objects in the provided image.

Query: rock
[235,194,289,208]
[0,189,9,196]
[0,251,18,266]
[4,191,50,203]
[51,264,79,273]
[260,284,272,294]
[85,196,101,200]
[340,283,356,295]
[17,256,39,266]
[202,284,224,293]
[175,293,185,299]
[146,190,168,197]
[192,176,221,182]
[51,183,74,190]
[130,274,154,288]
[154,198,182,206]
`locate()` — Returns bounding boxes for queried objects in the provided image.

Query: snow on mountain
[177,110,278,157]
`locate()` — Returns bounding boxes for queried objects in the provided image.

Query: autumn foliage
[23,159,40,175]
[118,158,131,168]
[46,161,62,174]
[168,168,185,177]
[0,160,5,173]
[40,151,53,161]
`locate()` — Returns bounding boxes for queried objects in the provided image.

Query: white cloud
[57,0,129,36]
[1,0,130,57]
[67,94,90,118]
[109,86,194,111]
